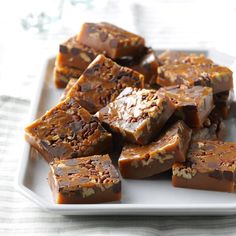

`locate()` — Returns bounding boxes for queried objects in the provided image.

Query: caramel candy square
[157,63,233,94]
[119,121,192,179]
[54,65,82,88]
[48,154,121,204]
[96,87,175,145]
[66,54,144,114]
[172,140,236,192]
[159,85,214,128]
[158,50,214,66]
[56,36,98,69]
[158,50,188,65]
[76,22,145,59]
[25,97,112,163]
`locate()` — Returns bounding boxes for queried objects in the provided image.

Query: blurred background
[0,0,236,100]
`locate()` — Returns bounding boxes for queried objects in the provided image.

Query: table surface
[1,0,236,235]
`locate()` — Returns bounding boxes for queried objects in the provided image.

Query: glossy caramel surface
[96,87,175,144]
[25,97,112,162]
[157,62,233,93]
[57,36,98,69]
[77,22,145,59]
[67,54,144,114]
[50,154,120,191]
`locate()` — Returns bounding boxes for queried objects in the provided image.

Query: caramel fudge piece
[157,63,233,94]
[192,111,225,141]
[60,78,77,101]
[76,22,145,59]
[184,54,214,66]
[67,54,144,114]
[119,121,192,179]
[96,87,175,145]
[158,50,213,66]
[48,154,121,204]
[159,85,214,128]
[56,36,98,69]
[54,65,83,88]
[25,97,112,163]
[172,141,236,192]
[158,50,188,65]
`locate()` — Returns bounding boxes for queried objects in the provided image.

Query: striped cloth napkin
[1,0,236,235]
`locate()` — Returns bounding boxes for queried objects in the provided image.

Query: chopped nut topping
[80,52,91,62]
[97,87,175,145]
[82,187,95,198]
[25,97,111,162]
[173,166,197,179]
[49,155,121,194]
[66,55,144,114]
[77,22,145,58]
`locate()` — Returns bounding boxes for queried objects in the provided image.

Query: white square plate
[16,49,236,215]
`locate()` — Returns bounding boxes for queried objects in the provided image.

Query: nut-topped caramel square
[25,97,112,163]
[66,54,144,114]
[158,50,214,66]
[76,22,145,59]
[54,37,99,88]
[56,36,99,70]
[157,63,233,94]
[96,87,175,145]
[160,85,214,128]
[48,154,121,204]
[172,140,236,192]
[119,121,192,179]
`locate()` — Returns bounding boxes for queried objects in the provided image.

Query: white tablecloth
[1,0,236,235]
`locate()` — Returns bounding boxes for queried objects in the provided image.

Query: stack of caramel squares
[157,50,233,119]
[156,50,235,192]
[25,22,235,205]
[54,22,159,88]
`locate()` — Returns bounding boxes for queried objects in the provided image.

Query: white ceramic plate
[16,49,236,215]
